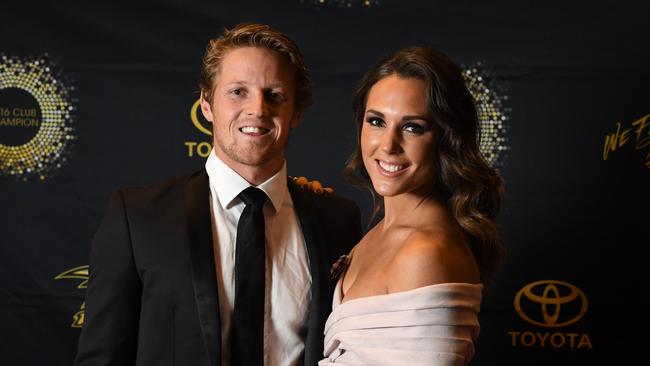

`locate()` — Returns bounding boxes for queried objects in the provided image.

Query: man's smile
[239,126,271,136]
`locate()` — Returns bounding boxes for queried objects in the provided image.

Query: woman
[320,47,504,366]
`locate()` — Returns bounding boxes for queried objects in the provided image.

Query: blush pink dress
[319,280,483,366]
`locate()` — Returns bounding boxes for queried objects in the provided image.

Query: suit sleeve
[336,196,362,254]
[322,194,363,259]
[74,191,142,366]
[348,201,362,246]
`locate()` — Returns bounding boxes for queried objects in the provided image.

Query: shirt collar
[205,150,287,213]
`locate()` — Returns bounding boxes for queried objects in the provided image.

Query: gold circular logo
[514,280,588,328]
[0,54,76,180]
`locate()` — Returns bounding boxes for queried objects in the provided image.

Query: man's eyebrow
[223,81,287,88]
[268,83,288,89]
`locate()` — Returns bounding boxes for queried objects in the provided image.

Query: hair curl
[343,46,505,282]
[199,23,312,114]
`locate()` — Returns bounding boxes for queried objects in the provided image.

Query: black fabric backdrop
[1,1,648,364]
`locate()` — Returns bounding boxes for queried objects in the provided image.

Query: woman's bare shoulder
[385,228,480,293]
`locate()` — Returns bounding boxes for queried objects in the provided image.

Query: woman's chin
[373,182,400,197]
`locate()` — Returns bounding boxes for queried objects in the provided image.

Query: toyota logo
[514,280,588,328]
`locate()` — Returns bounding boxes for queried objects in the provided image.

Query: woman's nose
[380,128,402,154]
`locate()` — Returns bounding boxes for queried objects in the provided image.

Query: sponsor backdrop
[1,1,648,365]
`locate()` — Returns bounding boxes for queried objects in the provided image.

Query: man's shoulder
[116,169,206,205]
[287,176,357,211]
[288,176,362,257]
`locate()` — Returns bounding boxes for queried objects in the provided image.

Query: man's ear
[291,112,302,129]
[200,91,214,122]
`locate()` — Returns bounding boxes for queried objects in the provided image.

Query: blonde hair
[199,23,312,114]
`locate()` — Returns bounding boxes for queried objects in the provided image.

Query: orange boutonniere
[330,254,351,280]
[290,176,334,194]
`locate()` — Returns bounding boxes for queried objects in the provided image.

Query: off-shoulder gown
[319,279,483,366]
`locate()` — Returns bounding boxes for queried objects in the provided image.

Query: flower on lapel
[290,176,334,194]
[330,254,351,280]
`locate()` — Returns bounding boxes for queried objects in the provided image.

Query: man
[75,23,361,366]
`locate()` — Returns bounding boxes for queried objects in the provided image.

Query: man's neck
[214,151,284,186]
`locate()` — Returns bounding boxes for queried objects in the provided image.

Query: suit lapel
[288,181,331,366]
[185,169,221,366]
[183,174,331,366]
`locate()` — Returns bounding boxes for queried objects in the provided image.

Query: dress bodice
[320,279,483,366]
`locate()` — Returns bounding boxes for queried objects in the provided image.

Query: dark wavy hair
[343,46,505,282]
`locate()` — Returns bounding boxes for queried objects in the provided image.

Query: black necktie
[230,187,268,366]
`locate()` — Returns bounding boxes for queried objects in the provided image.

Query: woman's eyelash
[404,123,426,133]
[366,117,384,126]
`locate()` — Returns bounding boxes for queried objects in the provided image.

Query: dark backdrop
[1,1,648,364]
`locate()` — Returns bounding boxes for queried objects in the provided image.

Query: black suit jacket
[74,170,361,366]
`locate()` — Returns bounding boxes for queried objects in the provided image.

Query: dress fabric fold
[319,281,483,366]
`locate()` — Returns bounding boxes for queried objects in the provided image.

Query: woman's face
[361,74,437,198]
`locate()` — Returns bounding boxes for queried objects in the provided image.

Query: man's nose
[246,91,269,118]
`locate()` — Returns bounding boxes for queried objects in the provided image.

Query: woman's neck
[381,192,448,230]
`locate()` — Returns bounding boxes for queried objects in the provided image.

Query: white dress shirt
[205,151,311,366]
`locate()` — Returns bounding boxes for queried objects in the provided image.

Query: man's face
[200,46,300,183]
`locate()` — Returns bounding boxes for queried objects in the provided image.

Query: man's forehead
[215,47,296,86]
[222,46,287,67]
